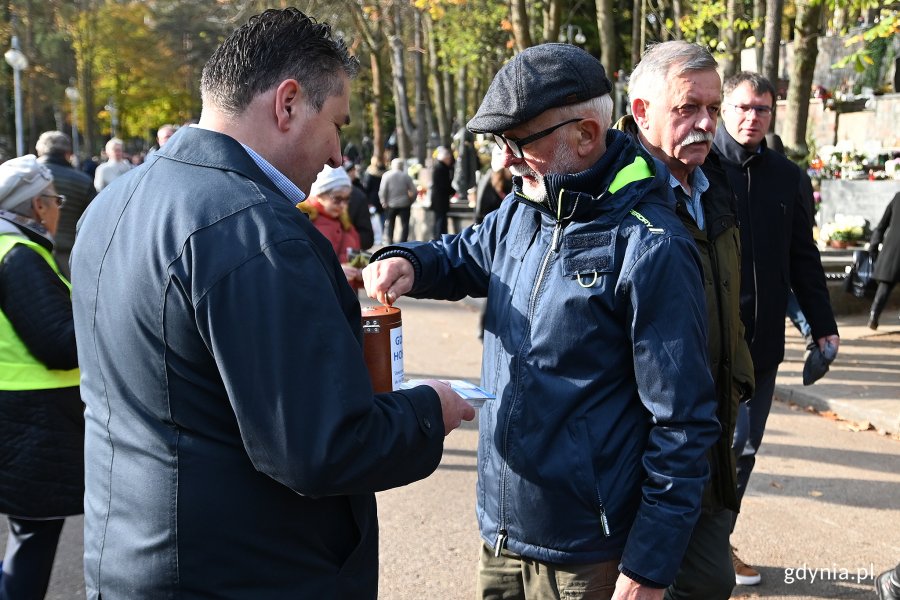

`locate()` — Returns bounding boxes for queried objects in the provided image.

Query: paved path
[3,296,897,599]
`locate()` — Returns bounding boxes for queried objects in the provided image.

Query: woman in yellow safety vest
[0,154,82,600]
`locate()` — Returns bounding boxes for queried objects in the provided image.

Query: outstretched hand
[362,257,415,306]
[419,379,475,435]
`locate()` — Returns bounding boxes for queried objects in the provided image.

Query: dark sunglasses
[40,193,66,207]
[493,118,584,159]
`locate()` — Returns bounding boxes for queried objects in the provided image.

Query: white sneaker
[732,546,762,586]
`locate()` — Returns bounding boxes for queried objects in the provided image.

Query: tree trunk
[673,0,683,39]
[596,0,617,77]
[344,0,388,163]
[510,0,532,52]
[762,0,785,131]
[753,0,766,71]
[389,3,415,159]
[456,64,468,131]
[721,0,742,77]
[781,0,823,159]
[543,0,561,43]
[369,50,385,165]
[425,14,450,148]
[413,9,427,164]
[640,0,647,57]
[632,0,642,68]
[762,0,785,84]
[443,70,456,133]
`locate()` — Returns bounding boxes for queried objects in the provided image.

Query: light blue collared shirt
[637,137,707,230]
[240,143,307,205]
[669,167,708,231]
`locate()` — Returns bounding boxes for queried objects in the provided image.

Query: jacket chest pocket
[561,230,616,288]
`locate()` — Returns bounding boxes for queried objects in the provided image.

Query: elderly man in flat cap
[363,43,719,600]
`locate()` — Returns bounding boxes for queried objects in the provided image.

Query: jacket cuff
[371,247,422,284]
[620,567,666,589]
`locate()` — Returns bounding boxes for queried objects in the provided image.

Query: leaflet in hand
[398,378,494,408]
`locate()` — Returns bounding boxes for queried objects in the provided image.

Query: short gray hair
[105,138,124,155]
[557,94,615,132]
[35,131,72,157]
[629,41,718,103]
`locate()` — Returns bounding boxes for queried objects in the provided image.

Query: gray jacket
[378,168,416,209]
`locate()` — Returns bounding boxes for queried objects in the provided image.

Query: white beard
[510,137,581,205]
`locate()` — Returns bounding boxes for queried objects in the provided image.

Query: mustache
[510,164,538,179]
[680,130,714,146]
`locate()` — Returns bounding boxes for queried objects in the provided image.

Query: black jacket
[713,129,837,372]
[429,159,455,214]
[38,153,96,259]
[0,217,83,519]
[871,192,900,283]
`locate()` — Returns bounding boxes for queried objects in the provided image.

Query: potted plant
[819,218,867,248]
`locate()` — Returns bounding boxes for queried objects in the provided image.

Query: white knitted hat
[0,155,53,211]
[309,165,352,197]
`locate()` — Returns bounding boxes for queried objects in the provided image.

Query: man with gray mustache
[615,41,755,600]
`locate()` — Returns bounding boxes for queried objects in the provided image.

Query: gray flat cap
[467,43,612,134]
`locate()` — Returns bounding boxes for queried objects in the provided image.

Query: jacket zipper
[598,500,611,537]
[746,168,759,345]
[495,202,565,557]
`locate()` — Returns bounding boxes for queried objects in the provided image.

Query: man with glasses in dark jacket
[712,72,839,586]
[364,44,720,600]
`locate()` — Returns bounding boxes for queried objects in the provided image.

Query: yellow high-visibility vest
[0,233,80,390]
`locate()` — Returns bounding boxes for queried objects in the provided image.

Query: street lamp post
[65,84,81,165]
[105,99,119,139]
[4,36,29,157]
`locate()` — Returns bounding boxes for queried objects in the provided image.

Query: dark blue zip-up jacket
[378,130,720,586]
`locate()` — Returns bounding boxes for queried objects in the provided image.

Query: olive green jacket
[615,117,755,511]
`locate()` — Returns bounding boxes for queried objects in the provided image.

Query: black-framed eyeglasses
[493,117,584,159]
[40,193,66,207]
[326,192,351,205]
[726,103,773,116]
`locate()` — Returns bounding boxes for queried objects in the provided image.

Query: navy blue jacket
[376,130,720,586]
[71,126,445,599]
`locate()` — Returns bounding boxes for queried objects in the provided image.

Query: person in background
[299,165,363,288]
[147,124,177,157]
[364,43,719,600]
[473,144,512,226]
[867,192,900,329]
[362,156,385,241]
[70,8,473,598]
[427,146,455,240]
[0,155,83,600]
[713,72,839,586]
[80,155,99,180]
[379,157,416,243]
[343,161,375,250]
[35,131,96,279]
[619,40,754,600]
[93,137,131,192]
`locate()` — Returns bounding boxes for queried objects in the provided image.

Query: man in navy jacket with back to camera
[71,8,474,599]
[364,44,720,600]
